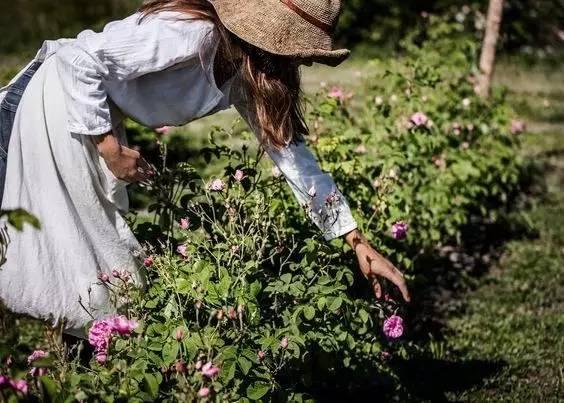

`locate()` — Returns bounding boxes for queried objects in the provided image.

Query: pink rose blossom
[233,169,246,182]
[95,352,107,364]
[143,256,154,267]
[98,272,110,282]
[180,218,190,230]
[88,319,113,353]
[201,362,220,378]
[28,350,48,377]
[177,244,188,258]
[258,350,266,361]
[280,336,289,349]
[383,315,404,339]
[109,315,138,336]
[173,360,187,373]
[328,86,344,99]
[410,112,429,127]
[0,375,10,388]
[231,245,240,254]
[155,126,172,136]
[391,221,409,240]
[198,387,211,398]
[228,306,237,320]
[195,360,203,370]
[175,328,185,341]
[9,379,28,394]
[510,119,526,134]
[208,179,226,192]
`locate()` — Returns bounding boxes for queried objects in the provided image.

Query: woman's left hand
[345,229,411,302]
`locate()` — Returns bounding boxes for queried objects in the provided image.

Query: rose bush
[0,15,529,401]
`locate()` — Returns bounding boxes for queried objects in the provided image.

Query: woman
[0,0,409,337]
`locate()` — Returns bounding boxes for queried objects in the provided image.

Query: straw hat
[207,0,350,66]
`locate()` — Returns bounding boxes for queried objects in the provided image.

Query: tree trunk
[476,0,504,98]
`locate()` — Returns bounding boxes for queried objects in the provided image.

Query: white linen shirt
[0,11,358,240]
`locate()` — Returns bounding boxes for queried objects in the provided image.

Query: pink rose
[9,379,28,394]
[201,362,220,378]
[208,179,226,192]
[391,221,409,240]
[258,351,265,361]
[233,169,246,182]
[98,272,110,282]
[177,244,188,258]
[410,112,429,127]
[198,387,210,398]
[280,336,289,349]
[143,256,154,267]
[180,218,190,230]
[110,315,138,336]
[175,328,185,341]
[155,126,172,136]
[383,315,404,339]
[510,119,526,134]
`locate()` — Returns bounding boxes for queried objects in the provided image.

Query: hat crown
[287,0,342,28]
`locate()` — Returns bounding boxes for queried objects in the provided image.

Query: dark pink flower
[198,387,210,398]
[391,221,409,240]
[0,375,10,388]
[143,256,154,267]
[98,272,110,282]
[228,306,236,320]
[201,362,220,378]
[383,315,404,339]
[95,352,107,364]
[258,351,265,361]
[88,319,113,354]
[28,350,48,377]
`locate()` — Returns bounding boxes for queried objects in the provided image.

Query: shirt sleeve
[54,12,214,136]
[232,92,358,241]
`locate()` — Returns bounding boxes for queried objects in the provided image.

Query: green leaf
[303,306,315,320]
[162,342,179,365]
[328,297,343,312]
[247,382,270,400]
[39,376,59,400]
[238,356,253,375]
[143,373,160,398]
[3,208,40,230]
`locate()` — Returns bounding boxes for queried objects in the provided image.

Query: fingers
[380,266,411,303]
[371,277,382,299]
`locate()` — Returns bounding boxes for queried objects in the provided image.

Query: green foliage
[0,17,531,401]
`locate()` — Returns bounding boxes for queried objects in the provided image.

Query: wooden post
[476,0,504,98]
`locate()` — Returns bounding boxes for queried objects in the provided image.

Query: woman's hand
[96,132,153,183]
[345,229,411,302]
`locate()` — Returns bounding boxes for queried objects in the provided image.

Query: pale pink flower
[328,86,344,99]
[174,360,187,374]
[143,256,154,267]
[198,387,211,398]
[307,186,316,198]
[216,309,224,320]
[155,126,172,136]
[391,221,409,240]
[9,379,28,394]
[177,244,188,258]
[208,179,226,192]
[201,362,220,378]
[258,351,265,361]
[180,218,190,230]
[98,272,110,282]
[354,144,367,154]
[195,360,203,370]
[231,245,240,254]
[280,336,289,349]
[383,315,404,338]
[95,352,107,364]
[227,306,237,320]
[111,269,120,278]
[510,119,526,134]
[410,112,429,127]
[175,328,185,341]
[233,169,246,182]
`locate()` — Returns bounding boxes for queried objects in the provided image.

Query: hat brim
[208,0,350,67]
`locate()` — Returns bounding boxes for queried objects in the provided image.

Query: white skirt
[0,55,145,337]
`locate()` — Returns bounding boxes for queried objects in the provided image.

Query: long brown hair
[139,0,307,149]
